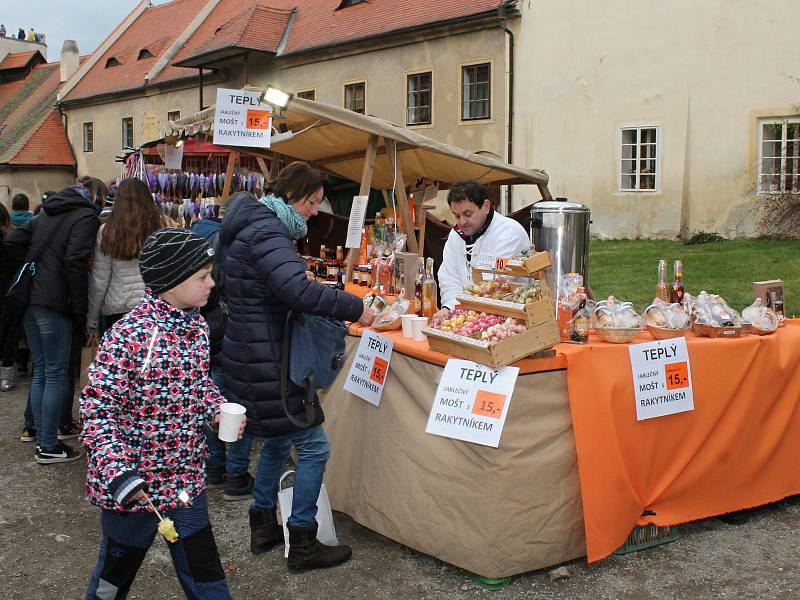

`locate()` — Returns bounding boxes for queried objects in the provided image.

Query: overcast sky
[1,0,169,61]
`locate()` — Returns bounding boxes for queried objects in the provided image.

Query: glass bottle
[422,257,439,319]
[669,260,685,305]
[336,245,343,262]
[571,287,590,343]
[319,244,327,260]
[655,259,669,302]
[768,290,785,320]
[414,257,425,315]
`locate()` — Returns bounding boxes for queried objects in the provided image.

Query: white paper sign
[213,88,272,148]
[628,338,694,421]
[343,330,393,406]
[164,142,183,169]
[345,195,369,249]
[426,359,519,448]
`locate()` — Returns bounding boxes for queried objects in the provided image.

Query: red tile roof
[10,109,76,166]
[173,3,292,66]
[62,0,508,101]
[0,62,75,167]
[282,0,506,56]
[0,50,40,70]
[63,0,207,102]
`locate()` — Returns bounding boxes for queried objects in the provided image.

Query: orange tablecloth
[566,321,800,561]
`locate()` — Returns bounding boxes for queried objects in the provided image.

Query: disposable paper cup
[411,316,429,341]
[400,314,416,338]
[218,402,246,442]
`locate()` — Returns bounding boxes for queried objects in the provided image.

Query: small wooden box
[423,320,559,368]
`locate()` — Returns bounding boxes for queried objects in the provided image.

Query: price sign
[494,257,509,271]
[246,109,271,130]
[370,356,388,385]
[629,338,694,421]
[471,389,507,419]
[665,361,689,390]
[426,359,519,447]
[343,330,393,407]
[212,88,272,147]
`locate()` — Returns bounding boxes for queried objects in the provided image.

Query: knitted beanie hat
[139,228,215,294]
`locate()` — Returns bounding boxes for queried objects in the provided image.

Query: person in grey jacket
[87,178,163,344]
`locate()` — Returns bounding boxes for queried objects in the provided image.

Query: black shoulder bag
[5,222,49,322]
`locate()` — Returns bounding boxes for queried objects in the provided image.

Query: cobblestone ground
[1,378,799,600]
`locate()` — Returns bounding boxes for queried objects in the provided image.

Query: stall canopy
[160,96,551,192]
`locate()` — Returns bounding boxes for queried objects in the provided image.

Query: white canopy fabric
[161,97,550,191]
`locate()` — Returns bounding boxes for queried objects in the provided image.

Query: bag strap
[280,310,318,429]
[279,470,296,490]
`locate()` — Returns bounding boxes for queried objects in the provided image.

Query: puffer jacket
[220,194,363,438]
[28,186,100,324]
[87,224,147,329]
[80,292,224,512]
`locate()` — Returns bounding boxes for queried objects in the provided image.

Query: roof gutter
[145,0,222,85]
[499,1,516,214]
[58,0,151,102]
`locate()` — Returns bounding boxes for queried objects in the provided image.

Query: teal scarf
[259,193,308,240]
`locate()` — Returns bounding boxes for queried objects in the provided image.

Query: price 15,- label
[370,356,388,385]
[246,109,271,130]
[665,361,689,390]
[471,389,508,419]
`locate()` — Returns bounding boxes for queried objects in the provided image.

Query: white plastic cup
[411,316,429,341]
[400,314,416,338]
[218,402,246,442]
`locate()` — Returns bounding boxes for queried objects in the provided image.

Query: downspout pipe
[499,3,514,214]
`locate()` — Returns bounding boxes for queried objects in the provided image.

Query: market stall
[321,312,800,576]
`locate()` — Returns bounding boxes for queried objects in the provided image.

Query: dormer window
[105,57,121,68]
[337,0,366,8]
[137,48,154,60]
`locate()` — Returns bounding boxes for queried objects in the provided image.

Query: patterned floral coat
[80,292,224,512]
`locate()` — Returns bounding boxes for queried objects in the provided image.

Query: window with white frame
[82,122,93,153]
[461,63,490,120]
[619,126,658,191]
[122,117,134,149]
[758,117,800,194]
[407,71,432,125]
[344,82,365,114]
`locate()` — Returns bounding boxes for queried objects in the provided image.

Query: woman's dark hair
[271,161,326,204]
[0,204,10,232]
[447,180,489,208]
[100,178,162,260]
[78,175,108,208]
[11,193,29,211]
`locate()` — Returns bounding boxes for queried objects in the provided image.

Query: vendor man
[435,180,530,319]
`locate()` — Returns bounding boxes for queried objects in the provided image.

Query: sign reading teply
[425,359,519,448]
[213,88,271,148]
[628,338,694,421]
[343,330,393,407]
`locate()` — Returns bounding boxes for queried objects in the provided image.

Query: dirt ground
[2,377,800,600]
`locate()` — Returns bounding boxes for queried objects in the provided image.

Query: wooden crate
[473,251,552,279]
[423,320,559,368]
[456,291,555,328]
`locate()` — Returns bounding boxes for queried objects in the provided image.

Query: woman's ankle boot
[287,521,352,572]
[249,507,282,554]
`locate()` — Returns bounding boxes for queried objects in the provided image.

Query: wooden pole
[384,138,419,254]
[255,157,270,180]
[417,206,427,256]
[345,134,379,281]
[537,183,553,201]
[221,150,238,205]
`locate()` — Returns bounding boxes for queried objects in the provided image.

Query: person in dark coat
[220,163,374,572]
[22,184,100,464]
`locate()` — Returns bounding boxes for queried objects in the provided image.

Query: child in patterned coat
[80,228,244,600]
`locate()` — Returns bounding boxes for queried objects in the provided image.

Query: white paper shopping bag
[278,470,338,558]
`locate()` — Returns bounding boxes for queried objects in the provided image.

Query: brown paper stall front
[319,338,585,578]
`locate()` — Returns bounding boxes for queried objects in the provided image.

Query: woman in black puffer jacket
[220,163,373,572]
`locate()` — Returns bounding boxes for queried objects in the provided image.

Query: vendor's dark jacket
[219,194,363,438]
[27,187,100,323]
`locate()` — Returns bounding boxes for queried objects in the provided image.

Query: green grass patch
[589,239,800,315]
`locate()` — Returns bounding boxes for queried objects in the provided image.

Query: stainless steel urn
[530,198,591,311]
